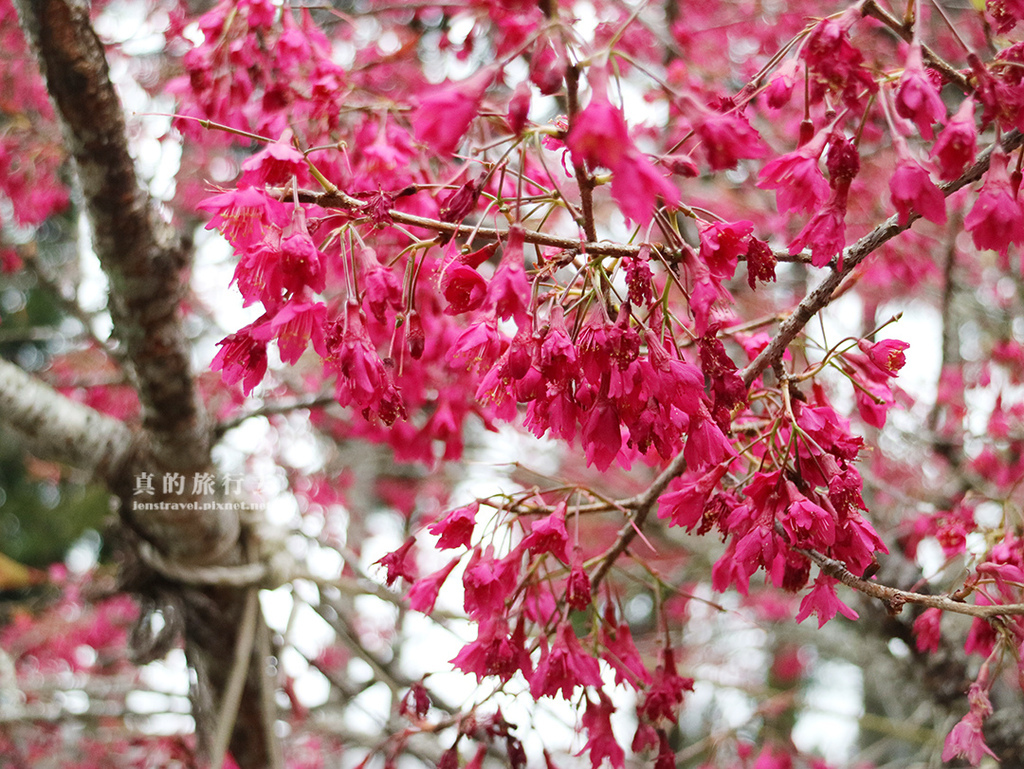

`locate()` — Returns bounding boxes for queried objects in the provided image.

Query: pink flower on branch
[931,98,977,181]
[407,557,460,614]
[566,68,678,225]
[375,536,417,586]
[240,132,306,186]
[412,68,494,156]
[964,150,1024,259]
[428,502,479,550]
[698,219,753,281]
[565,68,632,171]
[254,299,327,364]
[609,150,679,226]
[212,320,269,395]
[943,682,997,766]
[757,129,830,215]
[693,108,766,171]
[520,503,570,563]
[580,692,625,769]
[451,616,532,683]
[895,44,945,140]
[788,198,847,269]
[530,622,602,700]
[486,225,531,325]
[795,575,859,628]
[889,158,946,226]
[857,338,910,376]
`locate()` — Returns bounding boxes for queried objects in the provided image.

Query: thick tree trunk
[6,1,277,765]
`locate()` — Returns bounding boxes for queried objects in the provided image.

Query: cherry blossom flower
[658,463,730,531]
[212,320,269,395]
[624,247,654,306]
[428,502,478,550]
[507,81,531,135]
[943,711,998,766]
[912,607,942,653]
[788,194,848,269]
[487,226,531,325]
[600,610,651,686]
[323,305,406,424]
[746,237,777,289]
[240,133,306,186]
[964,151,1024,258]
[757,129,830,215]
[530,622,602,699]
[694,109,766,171]
[529,33,567,95]
[801,16,876,106]
[407,557,459,614]
[609,150,679,226]
[565,551,591,611]
[463,546,518,618]
[895,45,945,140]
[582,397,623,471]
[795,575,859,628]
[581,693,625,769]
[199,186,288,249]
[990,0,1024,32]
[638,648,694,723]
[698,219,753,281]
[857,338,910,376]
[412,69,493,155]
[943,683,997,765]
[521,504,570,562]
[256,300,327,364]
[783,493,836,548]
[565,69,632,170]
[451,616,532,682]
[889,156,946,226]
[931,98,977,181]
[375,536,417,586]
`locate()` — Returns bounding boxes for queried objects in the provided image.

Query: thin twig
[294,186,808,265]
[256,617,284,769]
[589,450,689,591]
[214,393,337,438]
[794,545,1024,618]
[210,588,260,769]
[860,0,972,92]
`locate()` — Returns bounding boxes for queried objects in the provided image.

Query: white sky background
[49,0,1002,765]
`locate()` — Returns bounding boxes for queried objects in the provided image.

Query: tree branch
[296,187,812,265]
[794,544,1024,619]
[0,356,134,481]
[13,0,210,473]
[589,450,689,591]
[741,129,1024,388]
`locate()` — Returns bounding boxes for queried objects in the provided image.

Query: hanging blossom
[212,316,271,395]
[788,135,859,269]
[964,150,1024,260]
[888,133,946,226]
[757,126,831,215]
[931,98,978,181]
[566,66,679,225]
[895,44,945,140]
[412,67,495,156]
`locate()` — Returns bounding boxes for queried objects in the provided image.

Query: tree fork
[9,0,277,765]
